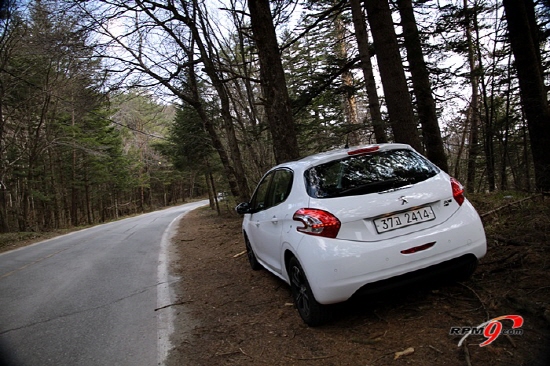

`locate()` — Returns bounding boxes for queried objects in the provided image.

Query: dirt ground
[166,194,550,366]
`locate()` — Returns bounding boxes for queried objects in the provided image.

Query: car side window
[249,172,274,212]
[270,169,293,207]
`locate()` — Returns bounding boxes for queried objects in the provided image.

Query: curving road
[0,200,208,366]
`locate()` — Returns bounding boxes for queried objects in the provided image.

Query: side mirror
[235,202,251,215]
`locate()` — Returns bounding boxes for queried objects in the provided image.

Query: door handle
[255,220,260,227]
[271,216,278,224]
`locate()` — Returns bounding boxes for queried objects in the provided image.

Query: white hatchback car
[236,144,486,326]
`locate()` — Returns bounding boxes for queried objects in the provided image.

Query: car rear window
[304,149,439,198]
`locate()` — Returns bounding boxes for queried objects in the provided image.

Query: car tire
[244,235,263,271]
[456,259,478,282]
[288,257,331,326]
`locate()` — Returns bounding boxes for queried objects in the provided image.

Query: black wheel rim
[291,264,311,318]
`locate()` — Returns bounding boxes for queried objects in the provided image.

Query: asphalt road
[0,200,208,366]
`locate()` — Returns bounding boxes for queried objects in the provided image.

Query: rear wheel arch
[287,256,332,326]
[284,250,297,279]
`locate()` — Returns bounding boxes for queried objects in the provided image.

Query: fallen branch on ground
[428,345,443,354]
[233,250,246,258]
[215,348,251,358]
[459,283,490,320]
[286,354,336,361]
[463,343,472,366]
[154,300,193,311]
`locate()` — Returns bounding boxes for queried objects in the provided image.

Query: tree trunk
[71,109,78,225]
[163,1,251,202]
[350,0,388,144]
[0,100,8,232]
[84,164,93,225]
[499,52,514,191]
[335,10,361,146]
[205,158,220,215]
[465,0,480,192]
[47,147,61,229]
[231,8,272,176]
[522,114,531,191]
[454,117,468,181]
[474,4,496,192]
[363,0,423,152]
[193,100,242,200]
[502,0,550,191]
[248,0,300,164]
[185,51,244,201]
[189,31,250,200]
[397,0,448,171]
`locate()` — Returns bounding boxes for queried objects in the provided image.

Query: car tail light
[293,208,341,238]
[347,146,380,156]
[451,177,465,206]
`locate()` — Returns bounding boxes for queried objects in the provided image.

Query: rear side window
[270,169,293,206]
[304,149,439,198]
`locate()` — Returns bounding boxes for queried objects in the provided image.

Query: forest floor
[166,193,550,366]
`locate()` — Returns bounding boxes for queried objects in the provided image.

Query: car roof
[272,143,414,173]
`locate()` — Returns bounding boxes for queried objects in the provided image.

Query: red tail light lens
[451,177,465,206]
[293,208,341,238]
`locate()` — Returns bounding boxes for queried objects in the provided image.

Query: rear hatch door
[309,174,460,242]
[303,148,461,242]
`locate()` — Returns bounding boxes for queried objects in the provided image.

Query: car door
[246,169,293,274]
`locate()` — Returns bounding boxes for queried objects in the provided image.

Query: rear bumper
[351,254,477,298]
[293,204,486,304]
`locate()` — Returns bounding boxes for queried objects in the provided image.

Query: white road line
[157,212,185,366]
[157,201,208,365]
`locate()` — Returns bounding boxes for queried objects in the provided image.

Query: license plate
[374,206,436,233]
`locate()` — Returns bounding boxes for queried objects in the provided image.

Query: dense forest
[0,0,548,233]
